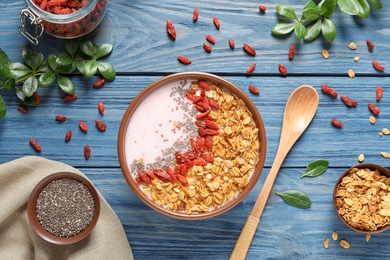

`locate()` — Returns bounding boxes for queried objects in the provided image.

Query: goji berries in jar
[19,0,107,45]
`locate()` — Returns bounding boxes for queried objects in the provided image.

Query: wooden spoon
[230,85,319,260]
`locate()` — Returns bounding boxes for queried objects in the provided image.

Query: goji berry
[177,174,188,185]
[34,92,40,105]
[65,130,72,142]
[208,98,219,109]
[55,114,67,122]
[246,63,256,74]
[166,167,177,184]
[203,42,212,53]
[376,85,383,101]
[204,135,214,149]
[205,119,219,130]
[30,138,42,152]
[154,169,172,182]
[341,95,358,107]
[93,77,106,88]
[203,128,219,135]
[63,94,78,102]
[192,158,207,166]
[321,84,338,98]
[79,121,88,133]
[84,145,91,160]
[98,101,105,115]
[198,80,210,90]
[229,39,235,49]
[213,16,220,30]
[368,103,380,115]
[201,153,214,163]
[177,55,192,65]
[366,39,374,52]
[203,97,210,110]
[331,118,344,128]
[138,171,152,184]
[249,85,260,95]
[288,44,295,60]
[193,8,199,22]
[243,43,256,56]
[196,110,210,120]
[17,106,27,113]
[372,60,385,71]
[95,120,107,132]
[166,20,176,40]
[206,34,216,44]
[259,5,266,13]
[278,64,287,76]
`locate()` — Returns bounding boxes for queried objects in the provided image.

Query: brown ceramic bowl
[117,72,267,220]
[27,172,100,245]
[333,163,390,234]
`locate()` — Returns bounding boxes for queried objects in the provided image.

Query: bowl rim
[333,163,390,234]
[27,171,101,244]
[117,71,267,220]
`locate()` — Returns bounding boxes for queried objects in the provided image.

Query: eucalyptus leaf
[294,23,307,40]
[356,0,370,18]
[302,0,321,20]
[81,60,98,77]
[64,39,79,57]
[320,0,337,17]
[304,19,322,41]
[22,76,38,97]
[276,190,312,209]
[370,0,382,9]
[39,71,56,87]
[338,0,360,15]
[272,22,296,35]
[0,96,6,120]
[96,43,113,59]
[300,159,329,178]
[22,45,44,71]
[97,62,116,80]
[276,5,298,20]
[57,75,75,94]
[79,39,96,58]
[10,62,32,79]
[322,17,337,41]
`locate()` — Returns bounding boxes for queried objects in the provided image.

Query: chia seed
[36,178,95,237]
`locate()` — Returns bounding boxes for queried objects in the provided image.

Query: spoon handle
[230,150,287,260]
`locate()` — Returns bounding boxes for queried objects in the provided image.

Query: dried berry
[321,84,338,98]
[243,43,256,56]
[228,39,235,49]
[177,55,192,65]
[63,94,78,102]
[17,106,27,113]
[34,92,41,105]
[331,118,344,128]
[198,80,210,90]
[30,138,42,152]
[193,8,199,22]
[249,85,260,95]
[278,64,287,76]
[206,34,215,44]
[55,114,67,122]
[341,95,358,107]
[166,20,176,40]
[246,63,256,75]
[95,120,107,132]
[213,16,220,29]
[288,44,295,60]
[79,121,88,133]
[259,5,266,13]
[93,77,106,88]
[372,60,385,71]
[366,38,374,52]
[98,101,105,115]
[376,85,383,101]
[203,42,212,53]
[368,103,380,116]
[64,130,72,142]
[84,145,91,160]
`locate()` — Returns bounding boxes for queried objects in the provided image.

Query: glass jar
[19,0,108,45]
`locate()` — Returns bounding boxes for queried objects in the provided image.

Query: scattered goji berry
[34,92,40,105]
[213,16,220,29]
[278,64,287,76]
[368,103,380,115]
[63,94,78,102]
[30,138,42,152]
[65,130,72,142]
[229,39,235,49]
[93,77,106,88]
[95,120,107,132]
[79,121,88,133]
[249,85,260,95]
[331,118,344,128]
[193,8,199,22]
[246,63,256,75]
[341,95,358,107]
[321,84,338,98]
[243,43,256,56]
[259,5,266,13]
[198,80,210,90]
[84,145,91,160]
[376,85,383,101]
[203,42,212,53]
[98,101,105,115]
[55,114,67,122]
[177,55,192,65]
[17,106,27,113]
[166,20,176,40]
[366,39,374,52]
[288,44,295,60]
[372,60,385,71]
[206,34,215,44]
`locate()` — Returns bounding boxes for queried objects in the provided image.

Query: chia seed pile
[36,178,95,237]
[129,80,199,174]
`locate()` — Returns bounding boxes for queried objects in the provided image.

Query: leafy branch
[272,0,383,41]
[0,38,115,120]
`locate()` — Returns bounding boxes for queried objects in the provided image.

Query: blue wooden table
[1,0,390,259]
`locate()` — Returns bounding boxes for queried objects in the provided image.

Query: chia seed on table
[36,178,95,237]
[129,80,199,174]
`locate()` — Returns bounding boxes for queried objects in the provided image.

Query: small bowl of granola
[334,163,390,234]
[117,72,267,219]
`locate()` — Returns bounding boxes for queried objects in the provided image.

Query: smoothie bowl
[118,72,266,220]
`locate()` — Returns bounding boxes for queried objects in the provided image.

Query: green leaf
[300,159,329,178]
[302,0,321,20]
[276,5,298,20]
[79,39,96,58]
[0,48,13,79]
[304,19,323,41]
[97,62,116,80]
[356,0,370,18]
[276,190,312,209]
[22,76,38,97]
[320,0,336,17]
[56,53,73,67]
[10,62,32,79]
[322,17,337,41]
[47,54,58,71]
[0,77,15,90]
[39,71,56,87]
[57,75,75,94]
[370,0,382,9]
[64,39,79,57]
[0,95,6,120]
[96,43,113,59]
[15,86,37,106]
[338,0,360,15]
[22,45,44,71]
[80,60,98,77]
[294,22,307,40]
[272,22,296,35]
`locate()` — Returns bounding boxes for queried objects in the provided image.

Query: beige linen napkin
[0,156,134,260]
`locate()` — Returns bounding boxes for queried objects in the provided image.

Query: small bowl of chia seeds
[27,172,100,245]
